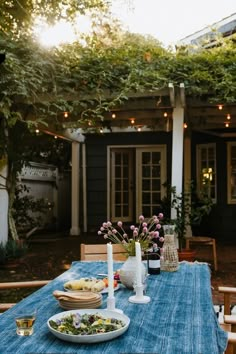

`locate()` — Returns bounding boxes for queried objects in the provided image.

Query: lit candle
[107,243,114,298]
[135,241,142,287]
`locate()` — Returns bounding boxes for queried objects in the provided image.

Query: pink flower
[156,224,161,229]
[153,231,159,238]
[117,221,123,227]
[159,237,164,242]
[130,225,135,230]
[139,215,145,222]
[142,227,148,233]
[142,222,147,227]
[133,230,138,237]
[104,235,108,239]
[158,213,164,219]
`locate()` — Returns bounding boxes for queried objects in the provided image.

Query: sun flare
[34,16,92,47]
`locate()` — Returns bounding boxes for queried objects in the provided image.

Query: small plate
[64,279,119,294]
[47,309,130,343]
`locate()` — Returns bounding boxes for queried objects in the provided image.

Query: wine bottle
[147,245,160,275]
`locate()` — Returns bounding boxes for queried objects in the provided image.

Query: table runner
[0,261,228,354]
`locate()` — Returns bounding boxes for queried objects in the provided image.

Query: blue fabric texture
[0,261,228,354]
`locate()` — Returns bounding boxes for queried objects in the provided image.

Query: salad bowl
[47,309,130,343]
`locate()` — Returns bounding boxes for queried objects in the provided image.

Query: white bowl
[47,309,130,343]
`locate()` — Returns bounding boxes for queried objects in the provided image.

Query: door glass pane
[111,149,133,222]
[137,149,165,218]
[142,180,150,190]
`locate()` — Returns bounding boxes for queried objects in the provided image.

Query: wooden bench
[0,280,51,312]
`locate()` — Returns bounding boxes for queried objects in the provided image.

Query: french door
[109,146,166,222]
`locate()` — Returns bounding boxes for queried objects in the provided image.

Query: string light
[218,104,223,110]
[64,111,69,118]
[225,122,230,128]
[111,113,116,119]
[130,118,135,124]
[88,120,92,126]
[137,126,142,132]
[54,135,58,139]
[35,129,40,134]
[183,123,188,129]
[99,127,103,133]
[163,112,168,117]
[227,113,231,120]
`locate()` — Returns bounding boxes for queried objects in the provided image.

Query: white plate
[47,309,130,343]
[64,281,120,294]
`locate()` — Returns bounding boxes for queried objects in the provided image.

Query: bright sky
[35,0,236,47]
[112,0,236,46]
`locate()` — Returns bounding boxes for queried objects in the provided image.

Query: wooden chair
[185,236,218,271]
[0,280,51,312]
[80,243,128,261]
[218,287,236,353]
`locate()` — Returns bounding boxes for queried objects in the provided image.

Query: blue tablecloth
[0,261,228,354]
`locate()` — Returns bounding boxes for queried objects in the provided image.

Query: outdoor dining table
[0,261,228,354]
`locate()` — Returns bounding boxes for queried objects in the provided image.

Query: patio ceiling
[24,84,236,140]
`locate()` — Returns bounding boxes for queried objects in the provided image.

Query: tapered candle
[135,241,142,287]
[107,243,114,298]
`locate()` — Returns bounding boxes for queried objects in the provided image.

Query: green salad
[49,313,125,335]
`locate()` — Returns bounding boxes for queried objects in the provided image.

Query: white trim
[107,144,167,223]
[196,143,217,203]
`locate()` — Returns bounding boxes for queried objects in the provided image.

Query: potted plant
[161,182,213,260]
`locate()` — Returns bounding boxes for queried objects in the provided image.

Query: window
[196,144,216,202]
[227,142,236,204]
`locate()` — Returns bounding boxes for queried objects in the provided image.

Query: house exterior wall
[84,131,172,232]
[191,131,236,241]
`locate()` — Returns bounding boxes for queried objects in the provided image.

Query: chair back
[80,243,127,261]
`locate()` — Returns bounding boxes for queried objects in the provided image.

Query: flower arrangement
[98,214,164,256]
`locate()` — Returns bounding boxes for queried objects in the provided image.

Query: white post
[171,92,184,220]
[0,162,9,244]
[70,141,80,236]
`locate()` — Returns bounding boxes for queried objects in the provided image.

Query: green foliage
[161,182,213,251]
[0,239,28,264]
[12,182,54,232]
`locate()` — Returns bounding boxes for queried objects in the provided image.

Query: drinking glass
[15,309,37,336]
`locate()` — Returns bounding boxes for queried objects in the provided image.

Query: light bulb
[163,112,168,117]
[218,105,223,110]
[111,113,116,119]
[227,114,231,120]
[64,111,69,118]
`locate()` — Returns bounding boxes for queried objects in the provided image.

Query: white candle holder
[106,296,123,313]
[129,284,151,304]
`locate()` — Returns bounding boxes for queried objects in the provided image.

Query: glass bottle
[147,245,161,275]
